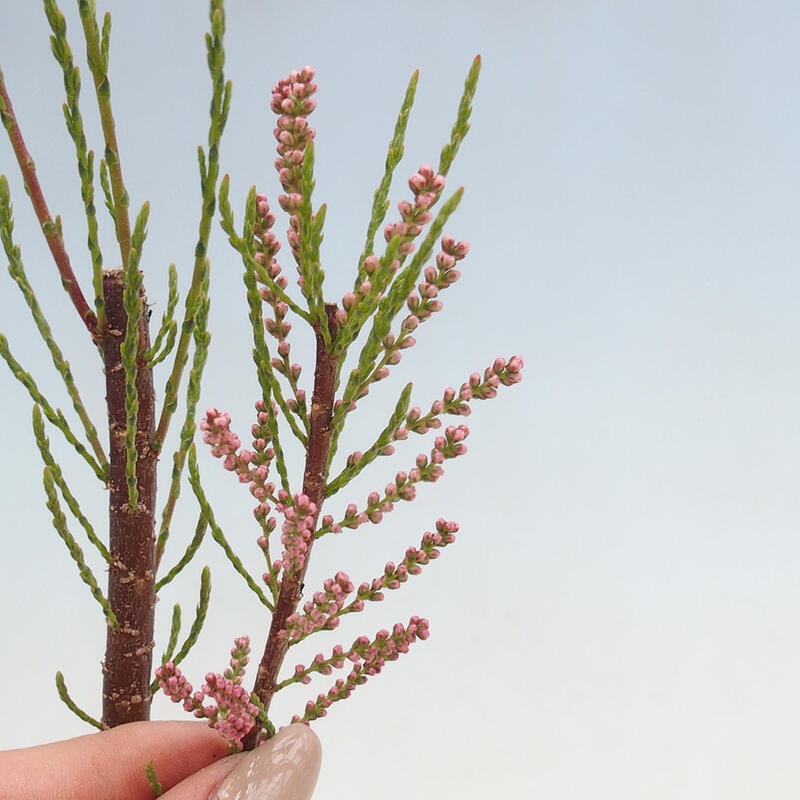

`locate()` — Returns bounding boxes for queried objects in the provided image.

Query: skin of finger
[160,753,246,800]
[162,725,322,800]
[0,721,231,800]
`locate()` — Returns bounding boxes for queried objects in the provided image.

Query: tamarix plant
[0,0,522,755]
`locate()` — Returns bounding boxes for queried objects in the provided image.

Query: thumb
[162,724,321,800]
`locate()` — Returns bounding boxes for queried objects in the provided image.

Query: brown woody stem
[242,303,340,750]
[101,269,157,727]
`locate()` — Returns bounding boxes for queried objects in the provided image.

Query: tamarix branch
[0,0,522,755]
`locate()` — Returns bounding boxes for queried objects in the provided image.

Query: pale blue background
[1,1,800,798]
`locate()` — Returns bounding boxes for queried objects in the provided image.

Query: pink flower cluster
[272,492,317,577]
[336,165,448,331]
[281,518,457,650]
[282,571,355,642]
[348,235,470,389]
[156,636,260,750]
[369,518,458,592]
[292,617,430,721]
[271,67,317,213]
[390,355,526,438]
[200,409,249,468]
[351,518,459,607]
[271,67,317,265]
[336,428,468,532]
[201,404,277,520]
[270,339,306,415]
[406,234,469,324]
[252,194,306,414]
[253,192,283,280]
[385,164,446,255]
[475,355,525,394]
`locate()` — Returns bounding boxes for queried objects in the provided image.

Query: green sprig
[354,69,419,288]
[155,260,210,567]
[152,0,231,454]
[44,0,106,333]
[156,514,208,593]
[294,142,329,340]
[241,251,292,493]
[0,335,105,480]
[219,181,310,322]
[55,671,102,729]
[145,263,179,367]
[326,382,413,495]
[32,405,111,562]
[164,565,211,669]
[188,446,274,609]
[144,762,164,797]
[42,466,119,629]
[78,0,132,267]
[160,604,182,666]
[0,176,108,479]
[438,55,481,177]
[121,202,150,509]
[330,188,463,458]
[98,158,115,224]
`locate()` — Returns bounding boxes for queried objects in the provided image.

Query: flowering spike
[156,636,260,750]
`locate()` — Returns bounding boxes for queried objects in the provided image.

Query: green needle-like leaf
[42,466,119,630]
[167,565,211,668]
[153,0,230,453]
[145,262,180,366]
[0,334,105,481]
[0,176,108,477]
[355,69,419,288]
[32,405,111,562]
[161,604,182,667]
[188,446,274,609]
[79,0,132,268]
[44,0,106,334]
[438,55,481,177]
[120,201,149,509]
[55,671,102,729]
[155,261,210,567]
[156,514,208,592]
[326,382,413,496]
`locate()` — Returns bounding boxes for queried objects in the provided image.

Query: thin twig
[0,69,96,333]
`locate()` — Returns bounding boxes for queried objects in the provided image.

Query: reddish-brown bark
[241,303,340,750]
[0,73,97,334]
[100,269,157,727]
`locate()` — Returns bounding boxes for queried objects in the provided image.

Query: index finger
[0,721,231,800]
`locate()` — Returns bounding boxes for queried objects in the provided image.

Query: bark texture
[101,268,157,727]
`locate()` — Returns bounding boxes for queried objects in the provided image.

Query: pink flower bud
[363,255,379,274]
[436,251,457,271]
[401,316,420,336]
[342,292,357,310]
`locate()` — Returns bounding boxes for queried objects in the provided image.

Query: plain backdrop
[1,1,800,798]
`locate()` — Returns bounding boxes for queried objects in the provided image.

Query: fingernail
[210,724,321,800]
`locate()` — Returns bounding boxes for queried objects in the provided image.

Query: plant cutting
[0,0,523,759]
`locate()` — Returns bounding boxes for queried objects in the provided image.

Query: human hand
[0,721,321,799]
